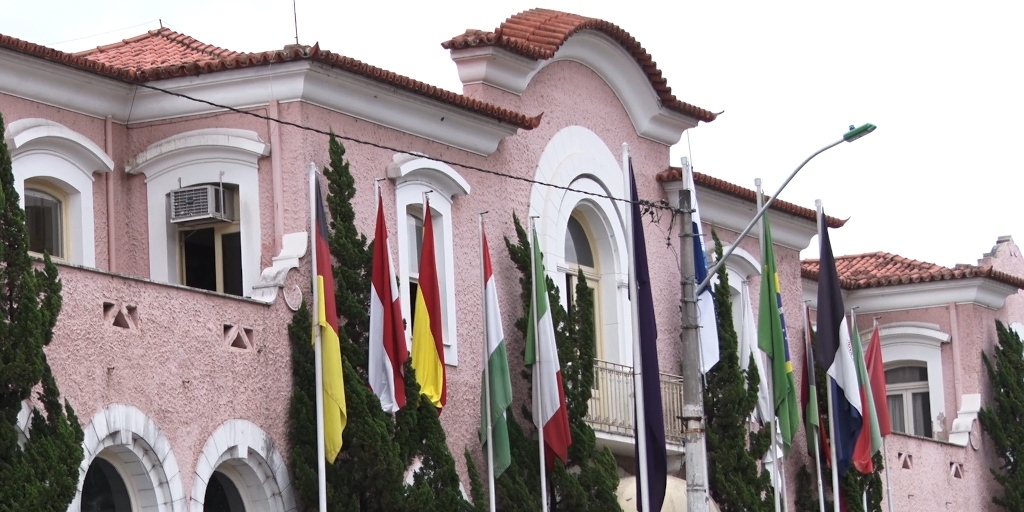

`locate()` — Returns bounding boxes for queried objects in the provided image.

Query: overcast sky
[4,1,1022,267]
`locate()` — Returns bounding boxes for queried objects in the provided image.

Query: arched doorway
[564,213,602,358]
[204,469,247,512]
[80,454,134,512]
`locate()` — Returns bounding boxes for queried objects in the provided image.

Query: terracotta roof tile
[801,252,1024,290]
[442,8,716,123]
[74,28,239,70]
[0,32,541,130]
[657,166,845,228]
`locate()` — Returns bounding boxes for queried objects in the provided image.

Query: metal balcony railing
[585,360,686,446]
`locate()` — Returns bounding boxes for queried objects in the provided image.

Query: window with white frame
[387,154,469,365]
[873,322,950,440]
[886,364,932,437]
[126,129,269,297]
[564,213,603,358]
[7,118,113,266]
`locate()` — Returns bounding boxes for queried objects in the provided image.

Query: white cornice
[663,181,818,251]
[0,50,135,121]
[449,31,701,145]
[802,278,1019,312]
[0,50,520,156]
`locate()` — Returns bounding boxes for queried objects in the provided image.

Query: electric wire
[128,80,683,215]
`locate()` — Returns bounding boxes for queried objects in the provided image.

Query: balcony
[585,360,686,455]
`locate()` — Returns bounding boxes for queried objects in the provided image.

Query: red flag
[369,192,408,413]
[865,325,891,437]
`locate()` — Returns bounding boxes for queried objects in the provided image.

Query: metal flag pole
[817,200,842,512]
[756,179,782,512]
[530,216,550,512]
[877,317,895,512]
[623,145,651,512]
[309,162,328,511]
[479,212,497,512]
[803,302,827,512]
[850,307,866,512]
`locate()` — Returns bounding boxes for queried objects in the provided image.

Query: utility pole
[679,187,710,512]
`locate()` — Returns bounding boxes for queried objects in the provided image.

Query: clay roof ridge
[655,166,845,228]
[441,8,716,123]
[800,252,1024,290]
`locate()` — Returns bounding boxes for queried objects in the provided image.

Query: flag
[410,199,447,410]
[630,166,667,511]
[800,306,825,461]
[851,321,880,473]
[740,281,772,426]
[369,192,408,413]
[526,228,571,467]
[757,211,800,453]
[683,165,720,373]
[814,210,862,477]
[865,324,891,438]
[314,179,346,463]
[481,226,513,477]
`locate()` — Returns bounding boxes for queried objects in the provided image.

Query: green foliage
[703,231,772,512]
[0,112,84,511]
[500,214,621,511]
[839,452,884,512]
[979,320,1024,509]
[466,450,488,512]
[287,134,472,510]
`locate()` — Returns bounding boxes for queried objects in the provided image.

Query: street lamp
[678,123,875,512]
[696,123,876,296]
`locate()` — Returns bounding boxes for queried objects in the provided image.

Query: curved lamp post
[679,123,875,512]
[696,123,876,295]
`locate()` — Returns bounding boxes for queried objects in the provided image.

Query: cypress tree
[0,112,84,510]
[979,320,1024,510]
[703,231,773,512]
[500,214,621,511]
[287,134,471,510]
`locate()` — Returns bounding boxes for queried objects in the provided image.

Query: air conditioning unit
[169,184,236,225]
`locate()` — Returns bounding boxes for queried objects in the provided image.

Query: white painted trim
[449,31,701,145]
[804,277,1020,312]
[189,419,297,512]
[390,154,467,366]
[127,128,267,297]
[15,400,30,448]
[949,393,981,447]
[72,404,185,512]
[529,125,629,364]
[876,322,950,437]
[7,118,110,267]
[0,50,520,156]
[663,182,818,252]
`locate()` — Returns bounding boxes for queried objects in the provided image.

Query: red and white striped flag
[369,192,408,413]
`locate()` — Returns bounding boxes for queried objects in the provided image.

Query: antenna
[293,0,299,45]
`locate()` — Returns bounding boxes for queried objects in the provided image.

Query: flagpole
[877,317,895,512]
[309,162,328,511]
[850,307,863,512]
[817,200,841,512]
[622,145,651,512]
[479,213,497,512]
[530,217,550,512]
[803,303,827,512]
[755,179,783,512]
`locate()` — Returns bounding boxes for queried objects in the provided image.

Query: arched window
[886,364,932,437]
[204,468,248,511]
[871,322,950,439]
[388,154,470,365]
[564,213,602,357]
[7,118,113,267]
[127,129,269,297]
[24,180,67,259]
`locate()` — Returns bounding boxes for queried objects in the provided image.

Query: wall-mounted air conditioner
[169,184,236,225]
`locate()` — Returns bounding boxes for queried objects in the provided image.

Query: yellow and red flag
[314,179,346,463]
[410,199,447,410]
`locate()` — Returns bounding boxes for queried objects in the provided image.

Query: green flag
[757,211,801,453]
[480,229,513,477]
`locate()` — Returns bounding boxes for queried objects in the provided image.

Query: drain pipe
[105,115,116,272]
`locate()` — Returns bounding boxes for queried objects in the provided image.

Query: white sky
[4,1,1023,267]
